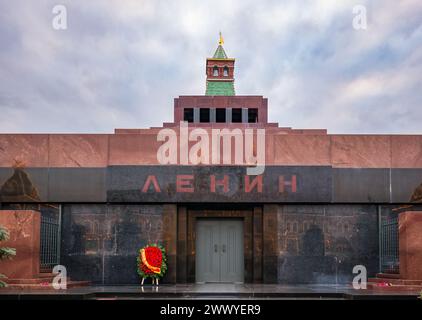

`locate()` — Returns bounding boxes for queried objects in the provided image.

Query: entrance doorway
[195,219,244,283]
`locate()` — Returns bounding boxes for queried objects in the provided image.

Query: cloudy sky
[0,0,421,133]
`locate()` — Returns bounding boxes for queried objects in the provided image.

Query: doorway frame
[176,205,263,283]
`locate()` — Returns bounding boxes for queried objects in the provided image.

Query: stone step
[4,281,90,290]
[366,282,422,292]
[6,278,52,285]
[369,278,422,286]
[5,276,75,285]
[375,273,400,279]
[38,273,56,278]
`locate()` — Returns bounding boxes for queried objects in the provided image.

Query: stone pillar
[0,210,41,279]
[263,205,278,283]
[226,108,232,123]
[399,211,422,280]
[210,108,216,123]
[193,108,200,123]
[162,204,177,283]
[241,108,248,123]
[176,206,188,283]
[253,206,263,283]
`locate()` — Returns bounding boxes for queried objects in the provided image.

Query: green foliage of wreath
[136,243,167,279]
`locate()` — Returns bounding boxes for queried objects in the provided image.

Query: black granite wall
[2,166,422,203]
[61,204,165,285]
[59,203,384,285]
[277,204,379,284]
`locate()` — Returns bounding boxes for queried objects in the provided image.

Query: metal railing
[40,211,61,272]
[379,215,399,274]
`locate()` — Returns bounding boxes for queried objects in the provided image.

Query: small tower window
[248,108,258,123]
[216,108,226,123]
[184,108,194,123]
[213,66,219,76]
[232,108,242,123]
[200,108,210,123]
[223,66,229,77]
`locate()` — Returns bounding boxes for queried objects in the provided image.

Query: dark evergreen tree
[0,225,16,287]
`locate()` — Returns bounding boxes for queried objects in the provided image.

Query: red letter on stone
[244,175,263,193]
[210,175,229,193]
[142,175,161,193]
[177,175,194,193]
[279,175,297,193]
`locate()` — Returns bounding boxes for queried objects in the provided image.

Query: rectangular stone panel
[332,168,390,203]
[0,210,41,279]
[331,135,391,168]
[48,134,109,167]
[61,204,165,284]
[0,134,49,167]
[277,204,378,284]
[253,207,263,283]
[399,211,422,280]
[272,134,331,166]
[60,204,106,283]
[107,165,332,203]
[263,205,278,283]
[0,167,48,202]
[391,136,422,168]
[108,134,160,165]
[176,206,188,283]
[48,168,106,202]
[391,169,422,203]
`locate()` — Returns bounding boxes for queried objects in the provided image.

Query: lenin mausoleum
[0,38,422,289]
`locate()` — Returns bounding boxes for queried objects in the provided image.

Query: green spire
[213,45,228,59]
[205,32,235,96]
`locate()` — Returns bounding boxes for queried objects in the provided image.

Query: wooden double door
[195,219,244,283]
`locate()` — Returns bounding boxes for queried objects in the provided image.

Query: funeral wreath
[137,243,167,285]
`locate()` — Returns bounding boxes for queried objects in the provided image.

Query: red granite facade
[1,133,422,168]
[0,40,421,286]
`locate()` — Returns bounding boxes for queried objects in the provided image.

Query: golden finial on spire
[219,32,224,46]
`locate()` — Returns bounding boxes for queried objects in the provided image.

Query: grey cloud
[0,0,421,133]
